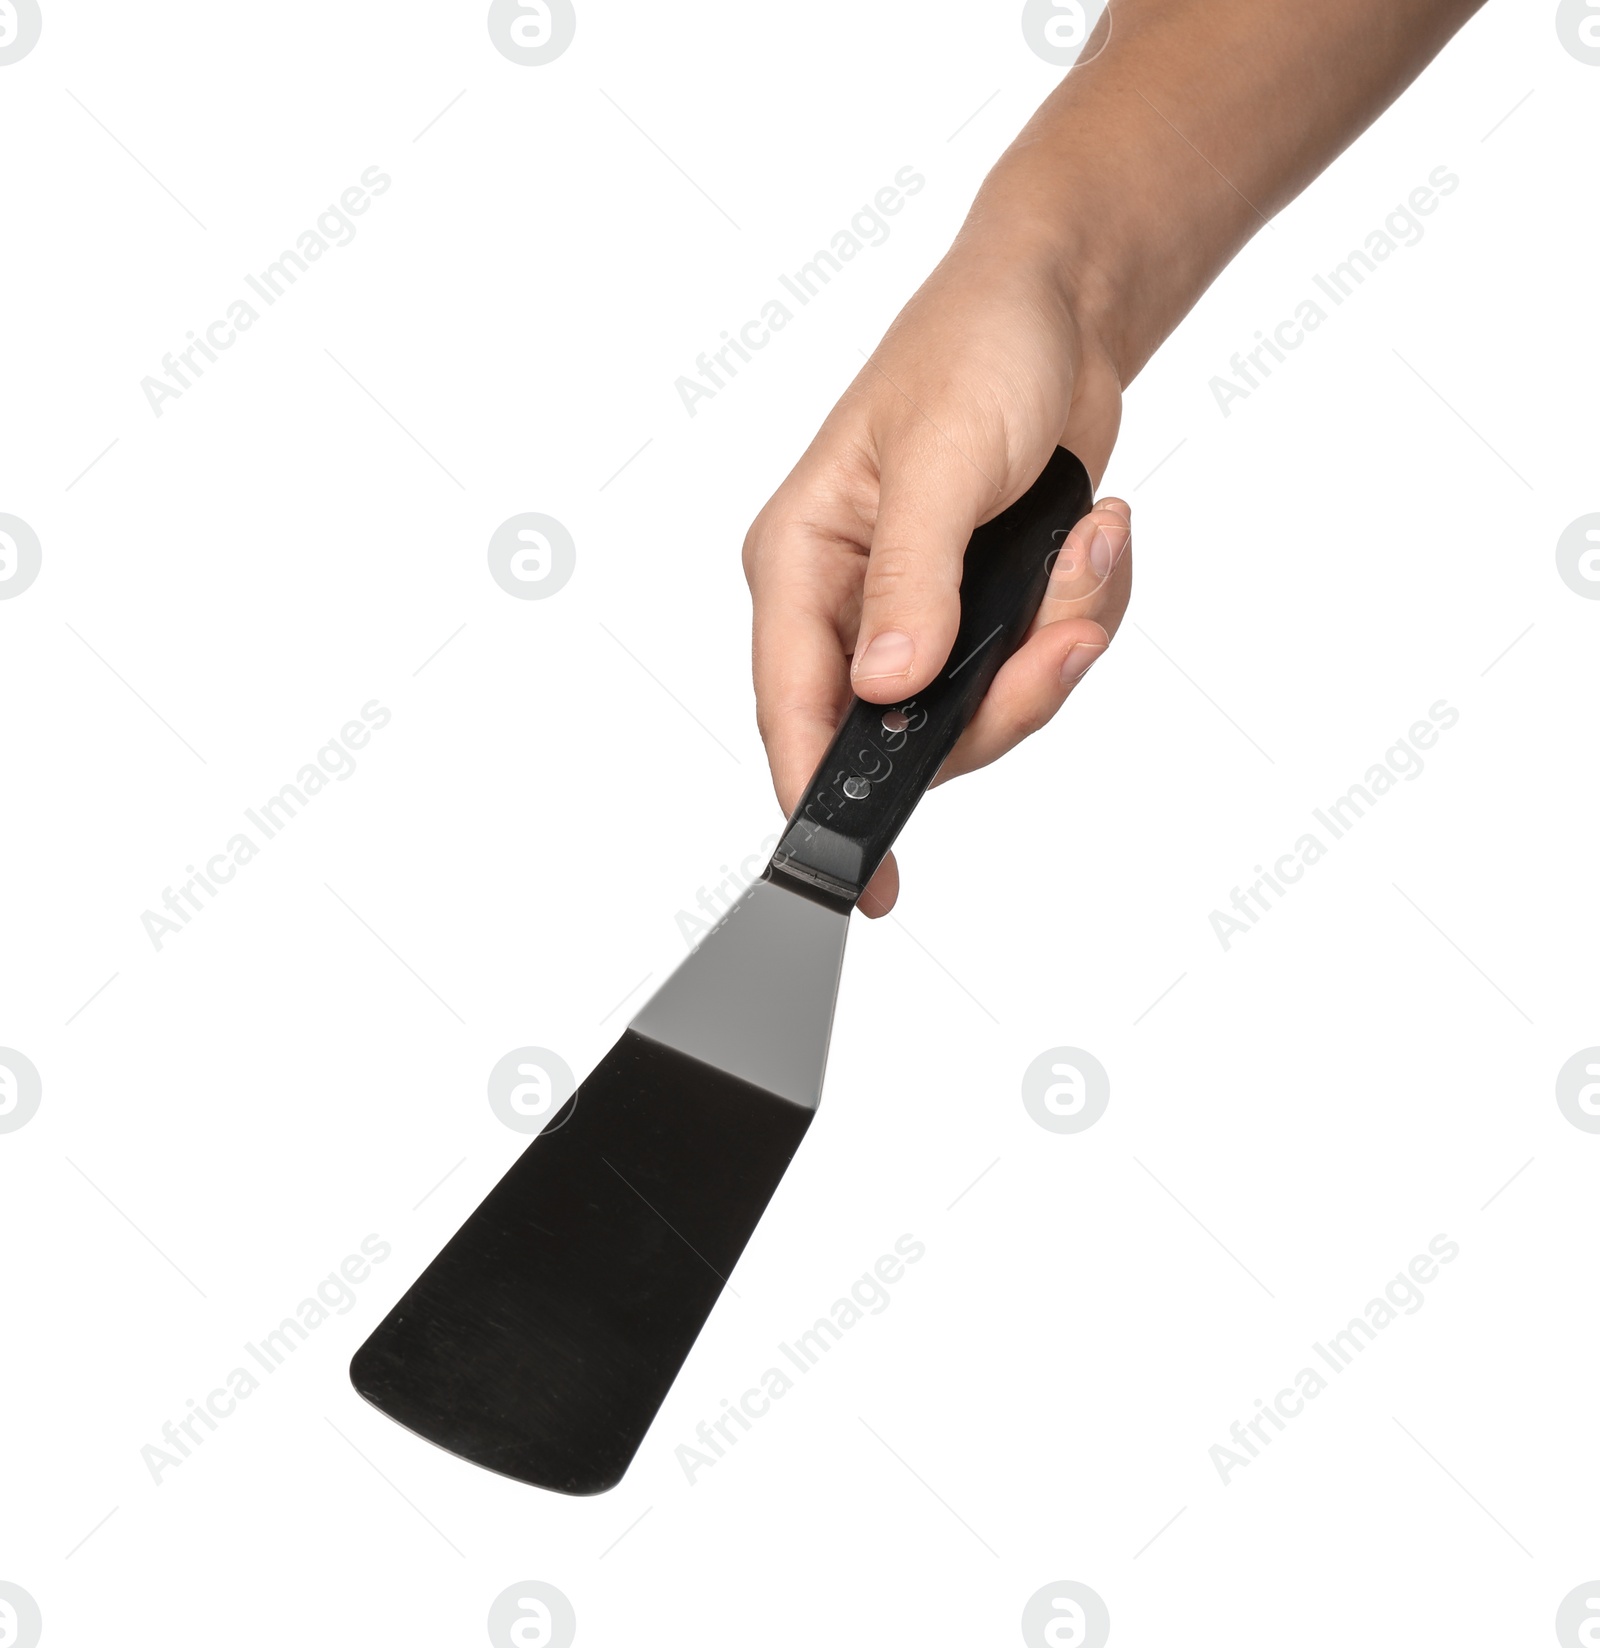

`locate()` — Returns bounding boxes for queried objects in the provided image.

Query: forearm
[966,0,1487,383]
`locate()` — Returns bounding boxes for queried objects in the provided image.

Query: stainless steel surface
[629,877,850,1110]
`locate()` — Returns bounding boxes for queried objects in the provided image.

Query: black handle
[767,446,1094,910]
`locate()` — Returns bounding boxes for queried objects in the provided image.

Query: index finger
[745,524,855,813]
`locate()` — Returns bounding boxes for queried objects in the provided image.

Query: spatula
[350,446,1093,1493]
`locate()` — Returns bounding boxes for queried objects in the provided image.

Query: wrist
[957,169,1134,388]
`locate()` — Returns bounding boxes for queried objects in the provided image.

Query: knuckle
[860,546,936,609]
[1009,697,1057,745]
[740,519,768,586]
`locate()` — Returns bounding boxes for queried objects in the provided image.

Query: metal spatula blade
[350,878,848,1494]
[350,447,1092,1494]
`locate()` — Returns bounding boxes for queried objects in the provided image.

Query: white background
[2,2,1597,1643]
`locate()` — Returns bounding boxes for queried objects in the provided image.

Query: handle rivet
[881,710,910,734]
[843,775,870,800]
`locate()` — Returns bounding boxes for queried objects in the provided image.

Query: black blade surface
[350,1028,813,1494]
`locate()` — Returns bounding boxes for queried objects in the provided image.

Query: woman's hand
[741,239,1131,916]
[739,0,1487,917]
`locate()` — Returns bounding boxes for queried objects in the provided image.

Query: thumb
[849,437,999,703]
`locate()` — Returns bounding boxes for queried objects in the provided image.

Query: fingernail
[1089,525,1128,581]
[1061,642,1105,686]
[853,629,914,681]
